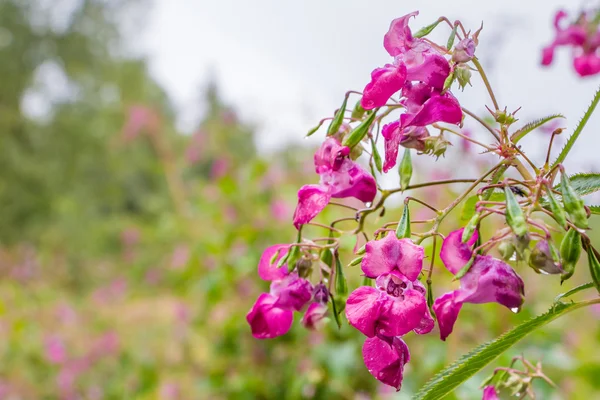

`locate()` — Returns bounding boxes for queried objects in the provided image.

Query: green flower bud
[462,213,479,243]
[560,228,582,283]
[504,185,528,237]
[423,135,452,159]
[586,246,600,294]
[560,173,589,229]
[396,204,411,239]
[334,255,348,297]
[351,100,366,120]
[399,148,413,191]
[498,240,516,261]
[342,111,377,148]
[296,257,313,278]
[528,241,562,274]
[455,64,472,91]
[546,185,567,229]
[327,95,348,136]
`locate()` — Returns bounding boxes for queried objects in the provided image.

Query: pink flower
[399,90,462,130]
[362,64,407,110]
[573,53,600,77]
[452,38,476,63]
[433,229,525,340]
[302,302,328,330]
[257,244,291,281]
[270,273,313,311]
[382,121,429,171]
[482,385,500,400]
[361,233,424,280]
[345,272,431,337]
[247,293,294,339]
[293,138,376,228]
[362,335,410,391]
[44,336,68,364]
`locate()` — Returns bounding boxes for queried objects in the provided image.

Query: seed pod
[396,204,411,239]
[334,254,348,297]
[560,173,589,229]
[342,111,377,148]
[348,256,363,267]
[327,95,348,136]
[528,241,562,274]
[545,185,567,229]
[504,185,528,237]
[560,228,582,283]
[351,100,366,119]
[295,257,313,278]
[461,214,479,243]
[498,240,516,261]
[399,148,413,191]
[586,245,600,294]
[370,138,383,173]
[413,19,442,38]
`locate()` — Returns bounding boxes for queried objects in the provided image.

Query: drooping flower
[345,272,430,337]
[270,273,314,311]
[302,302,328,330]
[258,244,291,281]
[361,233,425,280]
[362,335,410,391]
[247,293,294,339]
[433,229,525,340]
[382,121,429,171]
[482,385,500,400]
[399,90,462,130]
[293,138,376,228]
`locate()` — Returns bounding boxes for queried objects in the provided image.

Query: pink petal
[400,91,462,129]
[345,286,382,337]
[246,293,294,339]
[432,291,463,341]
[376,288,427,337]
[361,64,407,110]
[293,184,331,228]
[401,82,433,112]
[405,51,451,90]
[382,121,402,172]
[301,302,328,330]
[271,274,313,311]
[574,53,600,77]
[482,386,500,400]
[326,160,377,203]
[458,255,525,310]
[541,46,556,66]
[383,11,420,57]
[361,234,424,280]
[362,336,410,391]
[258,244,291,281]
[440,228,478,275]
[412,280,434,335]
[314,138,350,174]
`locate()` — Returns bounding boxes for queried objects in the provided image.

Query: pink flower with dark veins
[433,229,525,340]
[360,233,425,280]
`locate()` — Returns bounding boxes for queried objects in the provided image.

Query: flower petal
[258,244,291,281]
[440,228,478,275]
[271,274,313,311]
[361,64,407,110]
[293,184,331,229]
[400,91,462,129]
[382,121,401,172]
[361,234,424,280]
[246,293,294,339]
[383,11,420,57]
[432,290,463,341]
[327,160,377,203]
[574,53,600,77]
[376,288,427,337]
[405,51,451,90]
[482,385,500,400]
[345,286,382,337]
[362,336,410,391]
[314,138,350,174]
[301,302,328,330]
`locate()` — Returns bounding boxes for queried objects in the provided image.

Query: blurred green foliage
[0,1,599,399]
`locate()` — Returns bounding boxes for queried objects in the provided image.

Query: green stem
[472,56,500,111]
[462,107,501,142]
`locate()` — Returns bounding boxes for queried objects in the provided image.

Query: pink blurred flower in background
[121,105,159,141]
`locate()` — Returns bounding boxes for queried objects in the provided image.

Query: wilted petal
[383,11,420,56]
[314,138,350,174]
[361,233,424,280]
[400,91,462,129]
[482,385,500,400]
[458,255,525,310]
[361,64,407,110]
[440,228,478,275]
[573,53,600,77]
[405,51,451,89]
[432,291,463,341]
[345,286,382,337]
[381,121,402,172]
[293,184,331,228]
[362,336,410,391]
[301,302,328,330]
[327,160,377,203]
[271,274,313,311]
[258,244,291,281]
[399,126,429,151]
[246,293,294,339]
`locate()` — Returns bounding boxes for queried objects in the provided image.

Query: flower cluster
[541,9,600,77]
[247,9,597,396]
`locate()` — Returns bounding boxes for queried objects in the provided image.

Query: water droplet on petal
[365,202,372,208]
[510,307,520,313]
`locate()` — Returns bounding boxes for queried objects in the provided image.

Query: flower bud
[455,64,472,91]
[295,257,313,278]
[342,111,377,148]
[546,185,567,229]
[452,38,476,63]
[560,228,582,283]
[512,233,531,261]
[399,148,413,191]
[301,302,328,330]
[327,95,348,136]
[350,143,363,160]
[313,283,329,304]
[334,255,348,297]
[396,204,411,239]
[422,135,451,159]
[560,172,589,229]
[529,241,562,274]
[493,108,518,126]
[586,246,600,294]
[461,214,479,243]
[498,240,516,261]
[504,185,528,237]
[351,100,366,119]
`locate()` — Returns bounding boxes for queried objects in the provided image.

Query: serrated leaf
[414,301,584,400]
[552,86,600,167]
[555,173,600,197]
[510,114,564,143]
[589,205,600,215]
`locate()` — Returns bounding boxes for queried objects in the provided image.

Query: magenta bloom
[247,293,294,339]
[362,63,407,109]
[573,53,600,77]
[361,233,424,280]
[258,244,291,281]
[362,335,410,391]
[293,138,376,228]
[346,273,430,337]
[433,229,525,340]
[270,273,313,311]
[482,385,500,400]
[382,121,429,171]
[302,302,328,330]
[399,90,462,130]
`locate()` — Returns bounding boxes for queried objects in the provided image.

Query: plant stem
[462,107,501,142]
[472,56,500,111]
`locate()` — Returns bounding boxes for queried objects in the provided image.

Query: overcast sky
[140,0,600,171]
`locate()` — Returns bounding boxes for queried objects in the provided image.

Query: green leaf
[447,25,458,49]
[413,19,442,38]
[555,173,600,197]
[342,111,377,148]
[370,138,382,173]
[327,95,349,136]
[414,301,585,400]
[510,114,564,143]
[589,205,600,215]
[552,86,600,167]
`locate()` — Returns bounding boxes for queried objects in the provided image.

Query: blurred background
[1,0,600,399]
